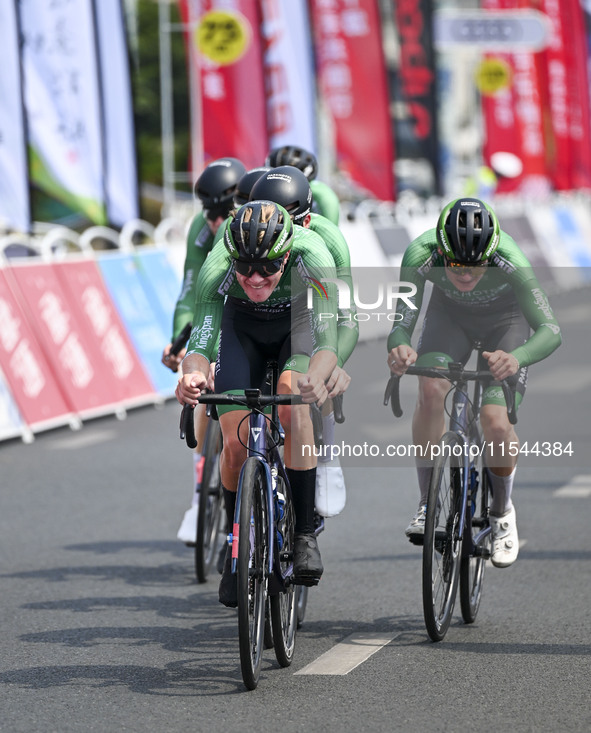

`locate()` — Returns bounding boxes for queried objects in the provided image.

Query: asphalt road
[0,288,589,732]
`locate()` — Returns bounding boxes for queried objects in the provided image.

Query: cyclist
[250,165,358,516]
[387,198,561,568]
[175,201,339,607]
[161,156,246,545]
[266,145,341,225]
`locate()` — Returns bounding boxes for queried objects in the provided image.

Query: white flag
[95,0,139,226]
[0,3,31,232]
[19,0,106,223]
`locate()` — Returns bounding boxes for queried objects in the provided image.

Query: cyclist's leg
[214,304,270,605]
[478,307,529,567]
[177,403,209,545]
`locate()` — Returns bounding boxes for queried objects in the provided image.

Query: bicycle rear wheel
[423,431,464,642]
[237,457,269,691]
[195,419,224,583]
[460,447,490,623]
[270,477,297,667]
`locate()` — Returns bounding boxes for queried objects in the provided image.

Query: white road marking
[47,430,117,450]
[294,632,400,676]
[554,475,591,498]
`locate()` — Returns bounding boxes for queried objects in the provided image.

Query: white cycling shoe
[315,457,346,517]
[490,505,519,567]
[177,503,198,546]
[405,505,427,537]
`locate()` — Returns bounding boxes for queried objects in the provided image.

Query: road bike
[180,361,323,690]
[384,347,516,641]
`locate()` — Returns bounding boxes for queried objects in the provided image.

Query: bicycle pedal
[407,534,424,546]
[293,576,320,587]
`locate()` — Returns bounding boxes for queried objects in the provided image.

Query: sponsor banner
[0,367,26,442]
[97,253,178,397]
[52,258,157,407]
[132,249,182,338]
[19,0,106,223]
[6,261,127,419]
[310,0,395,201]
[393,0,440,193]
[179,0,268,170]
[94,0,140,226]
[260,0,317,152]
[0,269,75,432]
[0,3,31,233]
[482,0,550,195]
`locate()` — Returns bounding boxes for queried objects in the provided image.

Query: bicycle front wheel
[237,457,269,691]
[270,477,297,667]
[195,419,224,583]
[460,446,490,623]
[423,431,464,642]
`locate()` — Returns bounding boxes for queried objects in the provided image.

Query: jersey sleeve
[310,180,340,225]
[171,212,214,340]
[310,214,359,366]
[185,242,230,363]
[386,232,435,352]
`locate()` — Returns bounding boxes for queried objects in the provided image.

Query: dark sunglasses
[233,258,284,278]
[204,205,231,222]
[444,256,489,271]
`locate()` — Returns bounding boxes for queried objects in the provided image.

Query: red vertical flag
[309,0,395,201]
[481,0,551,194]
[539,0,591,189]
[178,0,268,170]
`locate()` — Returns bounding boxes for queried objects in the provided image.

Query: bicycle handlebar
[169,322,192,357]
[179,390,307,449]
[383,364,517,425]
[332,393,345,424]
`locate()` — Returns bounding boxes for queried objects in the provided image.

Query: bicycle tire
[296,585,308,629]
[237,457,269,691]
[460,445,490,623]
[195,419,224,583]
[270,476,297,667]
[423,431,464,642]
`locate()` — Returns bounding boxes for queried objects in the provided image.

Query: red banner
[540,0,591,190]
[52,259,156,407]
[5,262,128,419]
[179,0,268,170]
[482,0,550,195]
[0,270,75,431]
[309,0,395,201]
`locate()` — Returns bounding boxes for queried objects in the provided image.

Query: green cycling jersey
[171,211,214,340]
[186,226,339,363]
[310,180,340,225]
[308,212,358,367]
[387,228,562,367]
[211,210,358,368]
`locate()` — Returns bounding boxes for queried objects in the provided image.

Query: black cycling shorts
[417,288,530,402]
[214,295,313,394]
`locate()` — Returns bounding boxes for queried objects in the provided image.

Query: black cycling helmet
[224,201,293,265]
[266,145,318,181]
[249,165,312,223]
[194,157,246,219]
[234,166,271,207]
[436,198,500,263]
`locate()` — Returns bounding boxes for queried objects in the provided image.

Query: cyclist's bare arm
[482,350,519,381]
[297,350,338,405]
[326,364,351,399]
[161,344,186,373]
[175,353,210,405]
[387,345,417,376]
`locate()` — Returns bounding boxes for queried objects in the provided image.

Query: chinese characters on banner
[309,0,395,201]
[179,0,268,171]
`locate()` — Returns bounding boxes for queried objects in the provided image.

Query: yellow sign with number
[475,58,512,95]
[196,10,250,66]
